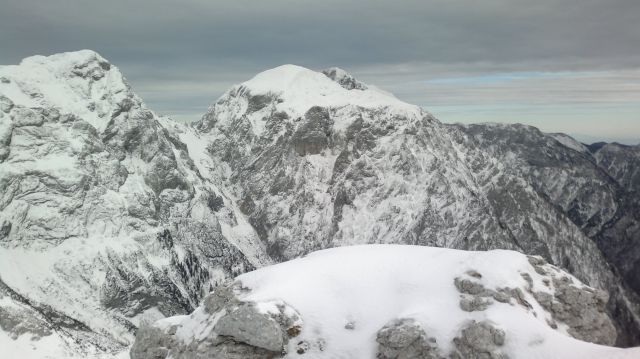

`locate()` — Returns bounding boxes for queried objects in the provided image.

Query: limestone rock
[376,318,443,359]
[452,321,507,359]
[460,295,493,312]
[130,281,301,359]
[533,276,617,345]
[214,304,286,352]
[292,106,333,156]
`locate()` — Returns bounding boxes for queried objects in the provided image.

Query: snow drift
[131,245,639,359]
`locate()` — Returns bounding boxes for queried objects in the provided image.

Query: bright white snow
[237,64,422,119]
[0,50,130,133]
[161,245,640,359]
[549,133,589,153]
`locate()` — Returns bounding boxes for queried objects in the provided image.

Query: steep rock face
[195,65,517,261]
[0,50,269,356]
[132,245,637,358]
[193,65,639,344]
[450,123,640,345]
[591,143,640,296]
[594,143,640,194]
[130,281,302,359]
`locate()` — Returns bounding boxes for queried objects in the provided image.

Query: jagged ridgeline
[0,51,638,357]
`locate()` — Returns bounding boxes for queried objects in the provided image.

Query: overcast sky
[1,0,639,144]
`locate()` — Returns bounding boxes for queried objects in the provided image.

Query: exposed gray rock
[0,50,267,356]
[11,107,44,127]
[453,275,523,312]
[129,325,175,359]
[322,67,368,90]
[0,95,13,112]
[452,321,507,359]
[247,93,276,113]
[296,340,310,354]
[130,323,279,359]
[292,106,333,156]
[214,304,286,352]
[454,277,488,296]
[453,123,640,345]
[203,281,244,314]
[533,276,617,345]
[460,295,493,312]
[376,318,443,359]
[130,281,301,359]
[453,264,617,346]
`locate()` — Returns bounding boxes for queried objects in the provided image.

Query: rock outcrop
[451,321,507,359]
[131,282,301,359]
[451,124,640,345]
[453,255,616,346]
[132,245,635,358]
[533,277,615,345]
[376,318,444,359]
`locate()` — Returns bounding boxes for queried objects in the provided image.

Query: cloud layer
[1,0,638,143]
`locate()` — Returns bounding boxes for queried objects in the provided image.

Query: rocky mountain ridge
[0,50,270,357]
[0,51,638,357]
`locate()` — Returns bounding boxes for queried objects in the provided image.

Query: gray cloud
[1,0,639,143]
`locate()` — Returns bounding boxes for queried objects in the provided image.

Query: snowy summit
[131,245,639,359]
[217,64,421,120]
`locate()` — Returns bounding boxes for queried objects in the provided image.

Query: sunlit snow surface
[158,245,640,359]
[240,64,420,118]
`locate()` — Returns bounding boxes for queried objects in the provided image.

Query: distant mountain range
[0,50,638,357]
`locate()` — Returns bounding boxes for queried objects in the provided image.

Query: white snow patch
[237,64,421,119]
[549,133,588,153]
[0,329,129,359]
[224,245,639,359]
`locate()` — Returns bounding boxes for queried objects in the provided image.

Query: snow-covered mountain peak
[19,49,109,69]
[238,64,417,114]
[239,64,318,93]
[0,49,131,133]
[198,64,423,136]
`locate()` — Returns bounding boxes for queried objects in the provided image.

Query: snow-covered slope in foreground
[131,245,639,359]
